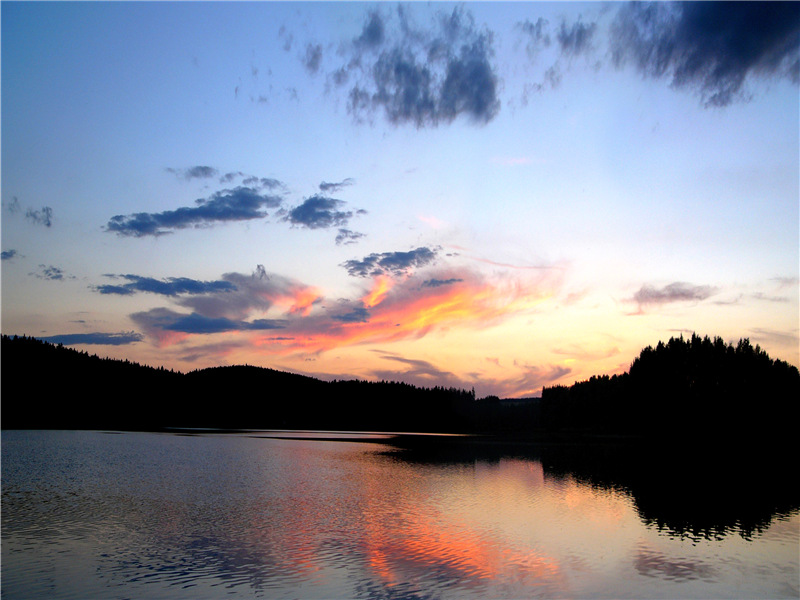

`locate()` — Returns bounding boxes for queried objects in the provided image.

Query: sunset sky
[2,2,798,398]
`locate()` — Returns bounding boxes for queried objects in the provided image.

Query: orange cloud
[261,270,559,354]
[362,275,394,308]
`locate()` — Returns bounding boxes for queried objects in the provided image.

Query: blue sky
[2,1,798,397]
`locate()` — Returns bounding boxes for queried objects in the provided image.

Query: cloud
[342,246,439,278]
[335,228,366,246]
[319,178,355,193]
[254,264,268,280]
[6,197,21,214]
[422,277,463,288]
[610,2,800,107]
[272,268,559,354]
[167,166,219,180]
[40,331,144,346]
[557,20,597,57]
[632,282,718,308]
[749,327,799,349]
[25,206,53,227]
[95,274,237,296]
[173,271,321,321]
[130,307,286,339]
[331,6,500,127]
[371,352,466,389]
[283,195,362,229]
[332,306,371,323]
[105,186,282,237]
[31,265,73,281]
[302,43,323,74]
[1,249,18,261]
[518,18,551,58]
[125,265,560,359]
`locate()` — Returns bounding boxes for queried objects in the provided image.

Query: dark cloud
[319,178,355,193]
[356,11,386,49]
[422,277,463,288]
[341,246,439,277]
[172,271,320,321]
[31,265,72,281]
[105,187,282,237]
[6,197,21,214]
[331,6,500,127]
[518,18,551,57]
[220,171,244,183]
[130,307,285,336]
[610,1,800,107]
[167,166,219,180]
[279,25,294,52]
[40,331,144,346]
[516,16,599,94]
[632,282,718,306]
[332,306,370,323]
[25,206,53,227]
[1,249,18,261]
[284,195,362,229]
[303,43,323,74]
[335,228,366,246]
[557,20,597,57]
[95,274,236,296]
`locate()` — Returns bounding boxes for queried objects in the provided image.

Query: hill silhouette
[541,334,799,442]
[2,333,797,442]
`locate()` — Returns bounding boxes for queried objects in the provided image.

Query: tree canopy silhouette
[2,333,797,442]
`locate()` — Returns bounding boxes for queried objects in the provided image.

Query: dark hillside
[0,335,476,431]
[541,334,799,442]
[3,333,797,442]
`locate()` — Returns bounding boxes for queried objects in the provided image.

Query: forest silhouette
[1,333,797,444]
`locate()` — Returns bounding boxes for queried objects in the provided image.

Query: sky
[2,1,798,398]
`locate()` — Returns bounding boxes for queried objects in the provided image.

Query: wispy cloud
[1,249,18,261]
[95,274,237,296]
[6,197,21,214]
[105,186,282,237]
[25,206,54,227]
[319,178,355,193]
[631,282,718,310]
[40,331,144,346]
[371,352,466,389]
[271,269,558,354]
[321,5,500,127]
[31,265,73,281]
[342,246,439,277]
[422,277,463,288]
[335,228,366,246]
[172,272,321,322]
[128,264,559,362]
[166,165,219,180]
[131,308,286,337]
[302,43,323,75]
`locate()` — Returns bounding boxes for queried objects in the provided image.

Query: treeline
[2,333,798,440]
[541,334,799,440]
[0,335,478,432]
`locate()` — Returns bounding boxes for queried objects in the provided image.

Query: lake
[2,429,798,599]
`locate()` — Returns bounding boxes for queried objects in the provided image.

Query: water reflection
[2,430,798,599]
[384,435,800,541]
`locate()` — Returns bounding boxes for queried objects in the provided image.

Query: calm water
[2,430,798,599]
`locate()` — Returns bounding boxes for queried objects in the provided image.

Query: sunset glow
[2,2,797,397]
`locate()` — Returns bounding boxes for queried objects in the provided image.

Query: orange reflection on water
[362,507,563,588]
